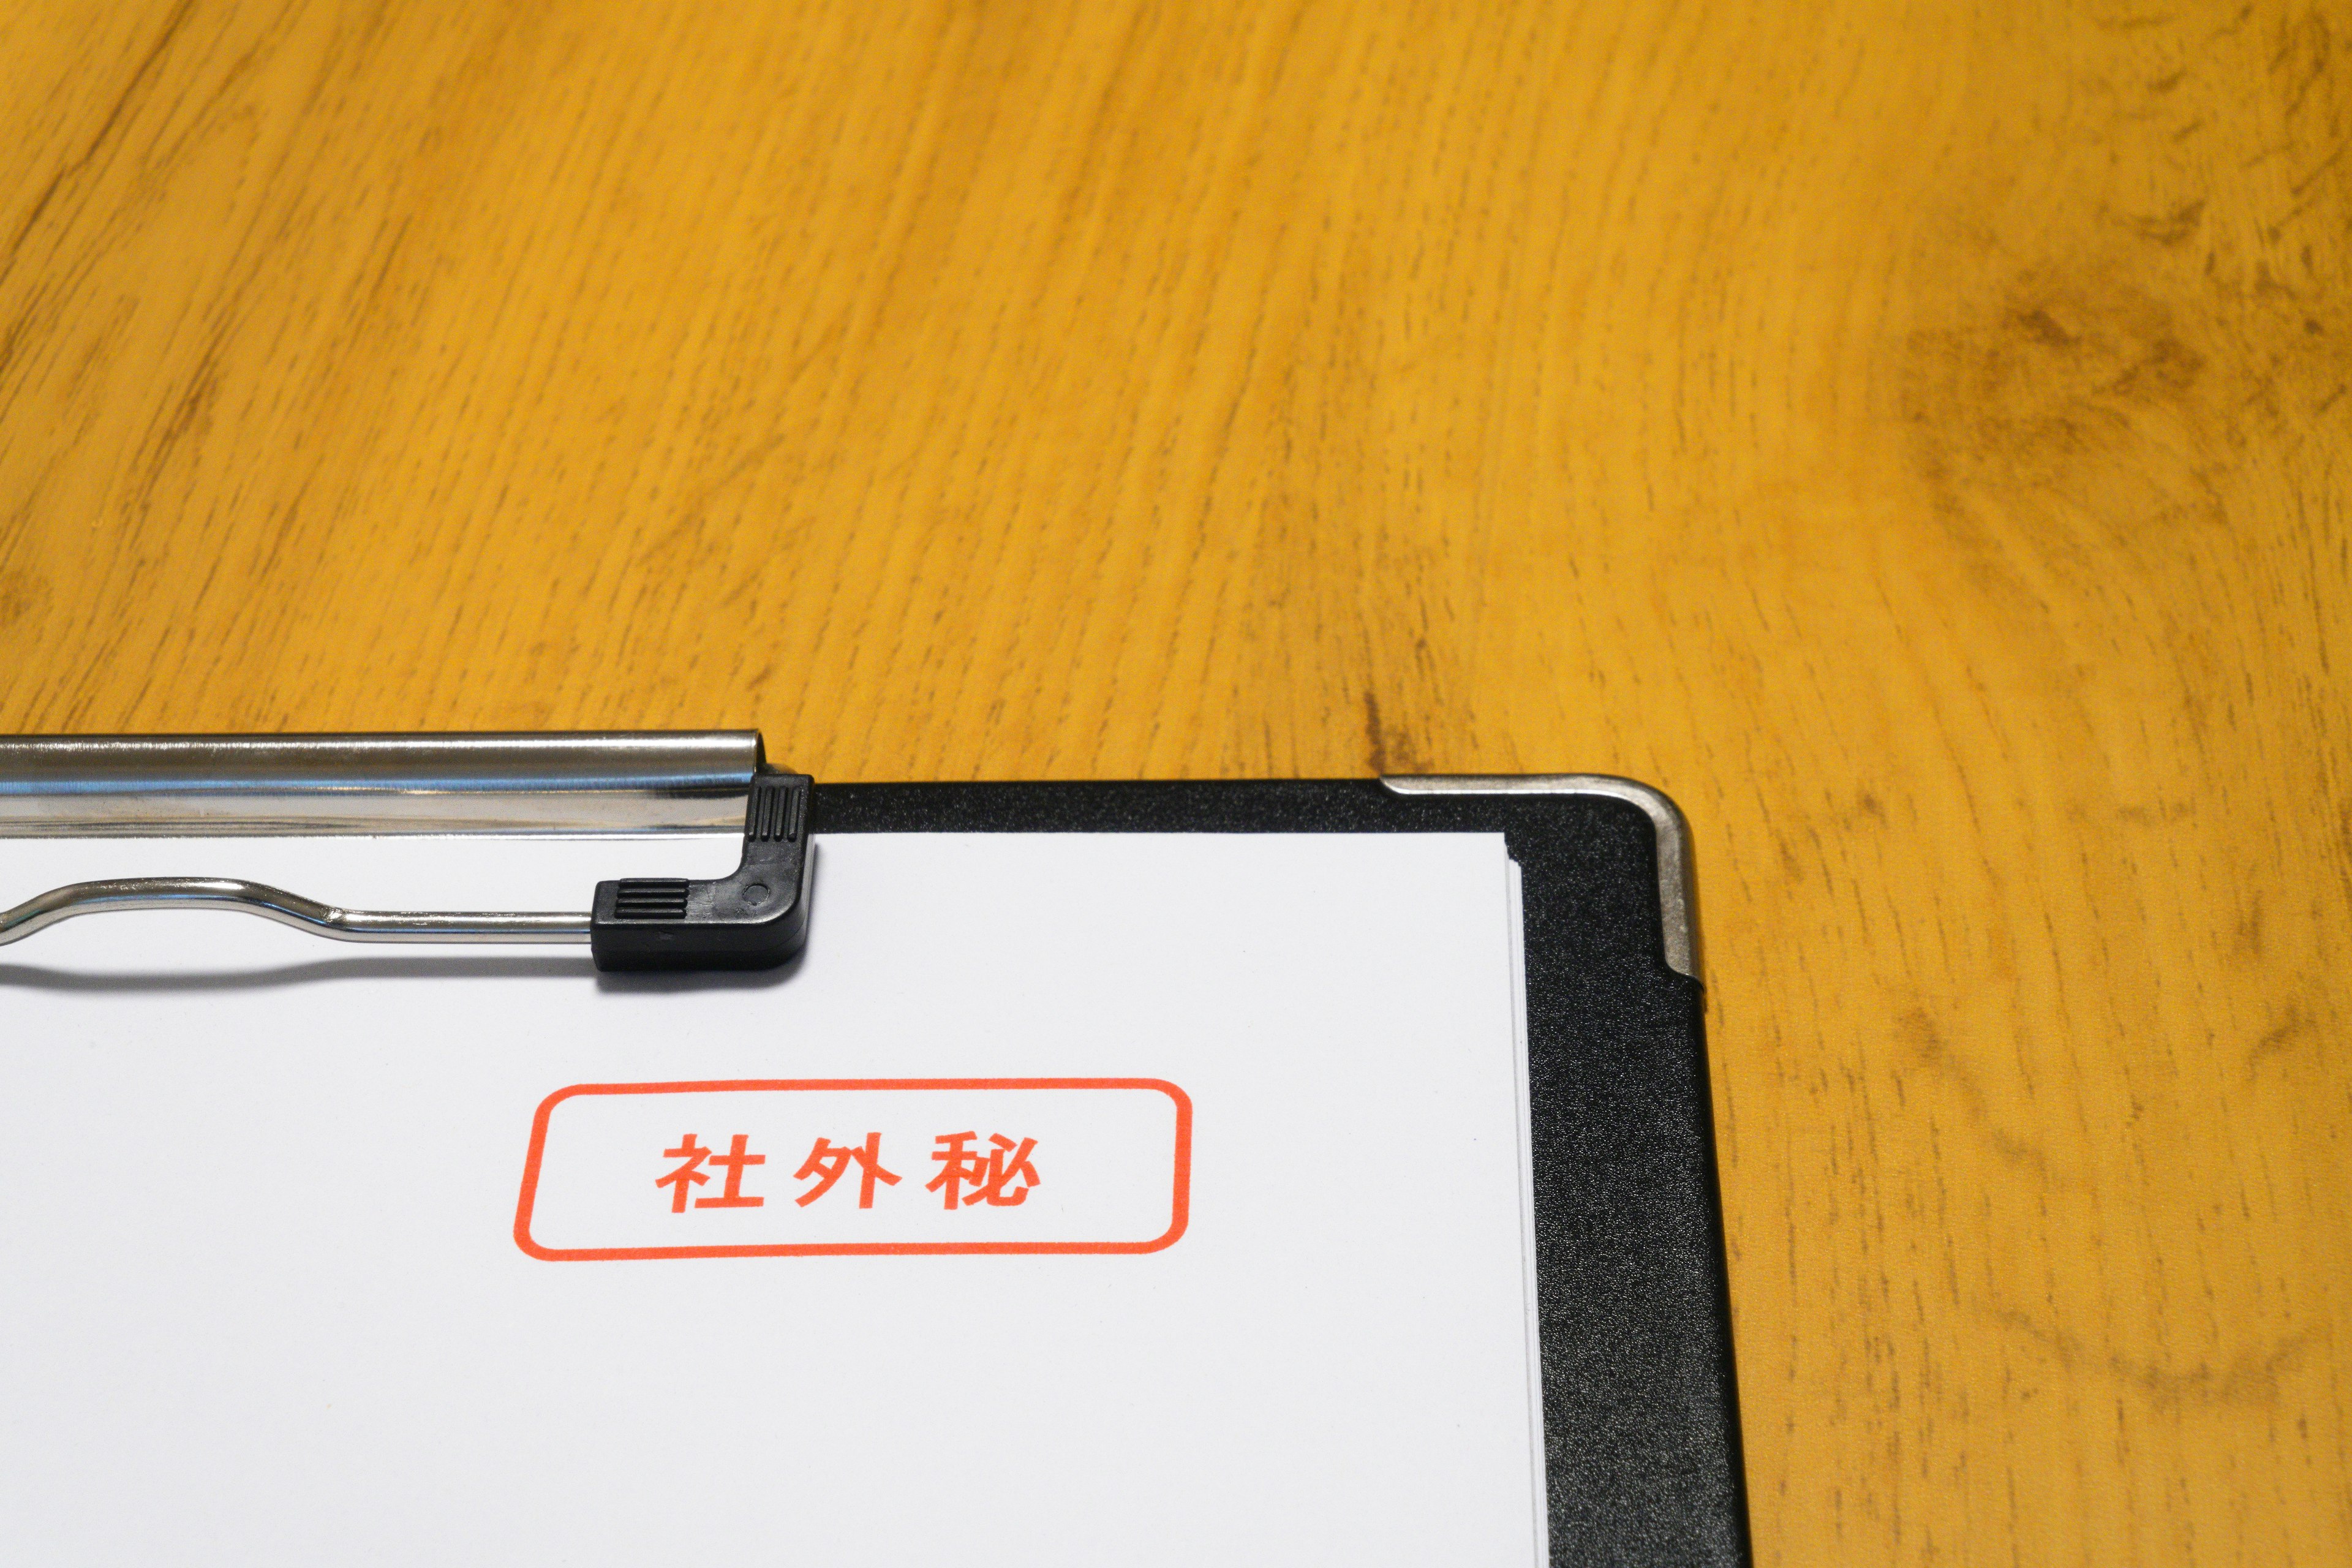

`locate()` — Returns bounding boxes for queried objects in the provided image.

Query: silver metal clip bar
[0,732,766,954]
[0,731,763,836]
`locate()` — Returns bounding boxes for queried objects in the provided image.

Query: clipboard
[0,733,1747,1568]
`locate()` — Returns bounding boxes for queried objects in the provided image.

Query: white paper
[0,831,1542,1566]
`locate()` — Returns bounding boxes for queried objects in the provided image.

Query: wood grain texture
[2,0,2345,1560]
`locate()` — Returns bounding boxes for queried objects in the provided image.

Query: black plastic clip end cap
[588,769,815,972]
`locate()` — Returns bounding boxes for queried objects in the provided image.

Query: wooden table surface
[4,1,2345,1561]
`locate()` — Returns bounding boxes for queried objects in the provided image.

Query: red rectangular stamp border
[514,1077,1192,1262]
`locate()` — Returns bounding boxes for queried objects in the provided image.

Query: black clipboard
[816,777,1748,1568]
[0,737,1747,1566]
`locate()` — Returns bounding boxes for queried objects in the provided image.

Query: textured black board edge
[810,778,1751,1568]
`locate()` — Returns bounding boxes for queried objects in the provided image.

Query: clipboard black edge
[809,777,1751,1568]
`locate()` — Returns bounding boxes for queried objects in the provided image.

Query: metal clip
[0,733,814,972]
